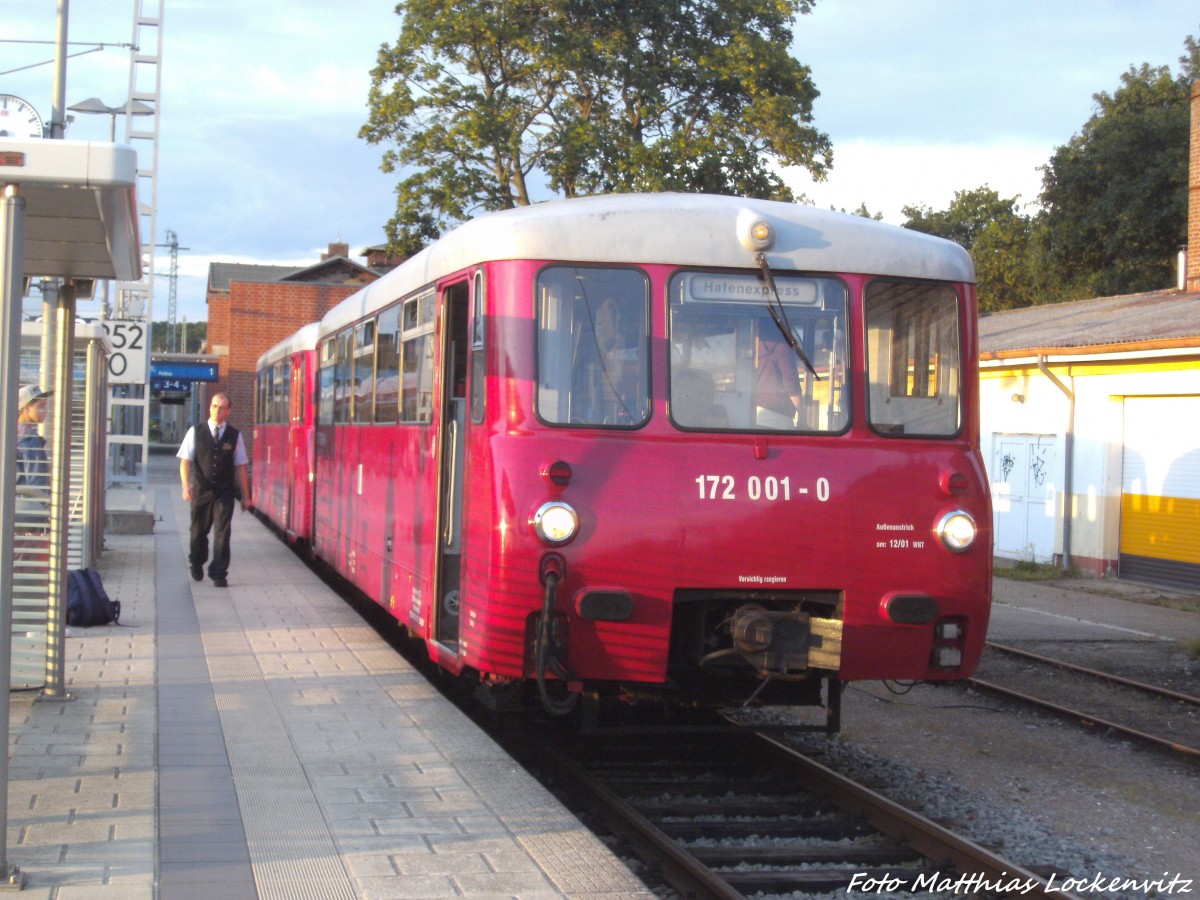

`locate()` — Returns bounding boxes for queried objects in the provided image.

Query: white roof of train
[321,192,974,335]
[256,321,319,370]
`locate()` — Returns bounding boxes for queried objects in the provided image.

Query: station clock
[0,94,46,139]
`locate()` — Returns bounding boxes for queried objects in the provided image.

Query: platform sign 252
[100,320,148,384]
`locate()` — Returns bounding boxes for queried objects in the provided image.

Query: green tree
[971,214,1040,312]
[150,320,207,354]
[362,0,832,255]
[1180,31,1200,87]
[901,186,1024,250]
[1038,61,1191,299]
[828,202,881,220]
[902,187,1038,312]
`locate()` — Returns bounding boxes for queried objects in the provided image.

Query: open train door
[433,280,471,650]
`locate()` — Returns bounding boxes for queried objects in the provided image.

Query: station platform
[5,453,655,899]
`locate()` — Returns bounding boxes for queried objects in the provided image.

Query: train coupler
[731,604,843,676]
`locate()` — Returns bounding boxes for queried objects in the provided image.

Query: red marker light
[941,471,969,496]
[544,461,572,486]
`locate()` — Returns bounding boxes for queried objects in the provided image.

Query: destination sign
[685,273,820,305]
[150,361,218,382]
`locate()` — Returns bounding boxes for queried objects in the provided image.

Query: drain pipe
[1037,356,1075,571]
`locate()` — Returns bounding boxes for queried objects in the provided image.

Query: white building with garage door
[979,290,1200,590]
[979,80,1200,592]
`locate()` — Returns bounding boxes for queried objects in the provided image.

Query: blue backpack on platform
[67,568,121,627]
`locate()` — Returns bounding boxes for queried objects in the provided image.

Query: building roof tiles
[979,288,1200,357]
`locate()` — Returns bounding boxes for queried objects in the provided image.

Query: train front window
[864,281,962,437]
[537,267,650,428]
[668,272,849,433]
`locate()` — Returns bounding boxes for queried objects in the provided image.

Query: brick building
[203,241,385,453]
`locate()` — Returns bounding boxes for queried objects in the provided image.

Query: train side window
[318,339,336,426]
[334,329,353,425]
[290,356,302,424]
[864,281,962,437]
[353,320,375,424]
[263,363,271,423]
[283,359,291,423]
[401,336,435,422]
[255,369,265,424]
[272,360,287,424]
[401,290,436,423]
[265,363,274,424]
[470,270,485,425]
[375,304,401,424]
[537,266,649,428]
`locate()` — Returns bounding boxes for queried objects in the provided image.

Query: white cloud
[780,139,1051,224]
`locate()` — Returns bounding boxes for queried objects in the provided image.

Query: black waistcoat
[192,423,239,495]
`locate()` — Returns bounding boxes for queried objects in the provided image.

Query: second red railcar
[253,323,319,545]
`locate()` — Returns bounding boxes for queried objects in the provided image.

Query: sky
[2,0,1197,325]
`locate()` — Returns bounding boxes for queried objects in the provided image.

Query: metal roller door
[1119,396,1200,590]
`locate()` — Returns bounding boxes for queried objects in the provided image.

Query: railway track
[968,641,1200,761]
[522,722,1083,899]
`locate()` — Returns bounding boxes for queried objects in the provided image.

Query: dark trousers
[189,489,235,579]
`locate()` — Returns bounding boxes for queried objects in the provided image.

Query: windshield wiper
[756,252,820,380]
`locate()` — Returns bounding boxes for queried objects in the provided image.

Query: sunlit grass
[996,560,1075,581]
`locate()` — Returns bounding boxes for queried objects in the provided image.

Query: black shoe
[212,577,228,588]
[190,566,203,582]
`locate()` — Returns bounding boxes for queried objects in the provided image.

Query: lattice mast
[107,0,164,488]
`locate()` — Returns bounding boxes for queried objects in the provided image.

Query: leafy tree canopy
[902,187,1025,250]
[1038,61,1192,299]
[150,320,207,354]
[902,187,1034,313]
[362,0,833,256]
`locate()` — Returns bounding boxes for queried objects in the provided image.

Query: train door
[434,281,470,649]
[283,355,297,540]
[286,352,305,538]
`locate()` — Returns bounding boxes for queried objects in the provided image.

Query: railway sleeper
[657,818,872,841]
[689,844,921,866]
[633,798,820,817]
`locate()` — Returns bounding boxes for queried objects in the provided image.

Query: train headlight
[936,510,977,553]
[533,501,579,546]
[737,210,775,251]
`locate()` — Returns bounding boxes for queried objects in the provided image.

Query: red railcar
[260,193,992,725]
[252,323,319,545]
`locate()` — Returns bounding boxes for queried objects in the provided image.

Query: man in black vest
[177,392,253,587]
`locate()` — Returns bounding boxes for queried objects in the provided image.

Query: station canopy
[0,138,141,282]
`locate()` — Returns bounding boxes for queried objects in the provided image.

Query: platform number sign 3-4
[101,321,148,384]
